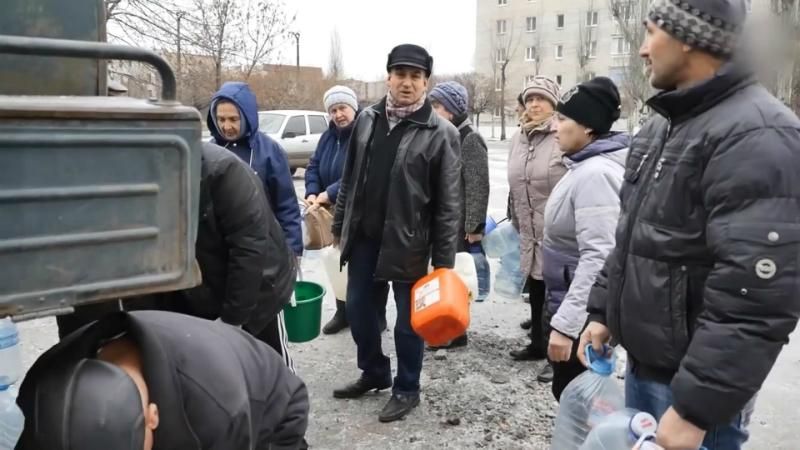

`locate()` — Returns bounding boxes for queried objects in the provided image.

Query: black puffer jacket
[587,63,800,429]
[185,143,297,333]
[332,98,462,282]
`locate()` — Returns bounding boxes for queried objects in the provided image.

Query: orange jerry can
[411,268,470,346]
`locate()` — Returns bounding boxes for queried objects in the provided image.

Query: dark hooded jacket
[208,82,303,255]
[304,114,358,205]
[185,142,297,332]
[586,62,800,429]
[17,311,309,450]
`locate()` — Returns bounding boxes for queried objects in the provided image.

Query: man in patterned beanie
[578,1,800,450]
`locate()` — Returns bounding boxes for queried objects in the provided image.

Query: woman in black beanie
[542,77,631,400]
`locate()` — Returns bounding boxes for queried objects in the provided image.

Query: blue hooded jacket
[304,114,358,205]
[207,82,303,255]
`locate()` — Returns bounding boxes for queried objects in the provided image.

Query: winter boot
[322,300,348,335]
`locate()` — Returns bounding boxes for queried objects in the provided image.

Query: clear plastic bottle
[0,318,22,450]
[579,409,658,450]
[551,346,624,450]
[0,319,21,388]
[0,387,23,450]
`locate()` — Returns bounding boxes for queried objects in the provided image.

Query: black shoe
[322,300,348,335]
[333,376,392,399]
[509,345,547,361]
[427,334,468,351]
[378,393,420,423]
[520,319,532,330]
[537,362,554,383]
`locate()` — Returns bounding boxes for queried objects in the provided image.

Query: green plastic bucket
[283,281,325,343]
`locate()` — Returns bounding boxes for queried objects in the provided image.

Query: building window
[496,48,507,62]
[526,16,537,32]
[498,0,507,5]
[556,75,563,85]
[495,77,502,91]
[497,19,507,34]
[589,41,598,58]
[555,44,564,59]
[612,37,631,55]
[609,66,626,85]
[583,71,597,82]
[556,14,565,29]
[586,11,599,27]
[525,75,538,86]
[525,47,537,61]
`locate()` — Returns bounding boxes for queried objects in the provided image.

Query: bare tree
[608,0,653,129]
[577,1,597,80]
[768,0,800,112]
[328,28,344,80]
[488,19,522,141]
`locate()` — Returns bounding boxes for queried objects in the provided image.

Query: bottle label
[414,278,441,312]
[0,333,19,351]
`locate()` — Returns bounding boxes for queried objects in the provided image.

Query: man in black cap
[331,43,462,422]
[577,1,800,449]
[15,310,308,450]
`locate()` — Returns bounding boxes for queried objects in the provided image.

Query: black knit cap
[25,358,146,450]
[387,44,433,77]
[556,77,621,134]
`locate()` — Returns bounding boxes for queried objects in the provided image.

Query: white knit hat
[323,85,358,113]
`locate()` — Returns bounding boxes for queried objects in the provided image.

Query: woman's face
[329,104,356,129]
[554,113,592,154]
[525,94,554,121]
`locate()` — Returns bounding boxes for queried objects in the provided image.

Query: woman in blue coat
[306,86,386,334]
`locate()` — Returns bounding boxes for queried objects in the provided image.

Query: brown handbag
[303,205,334,250]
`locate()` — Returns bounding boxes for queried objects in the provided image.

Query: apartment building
[475,0,761,113]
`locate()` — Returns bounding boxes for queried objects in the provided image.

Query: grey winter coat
[542,133,629,339]
[508,120,567,279]
[455,115,490,239]
[587,61,800,429]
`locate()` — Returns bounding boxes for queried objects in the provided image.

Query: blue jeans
[469,243,491,301]
[625,365,755,450]
[346,238,424,395]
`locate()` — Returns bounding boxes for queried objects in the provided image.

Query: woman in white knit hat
[306,85,387,334]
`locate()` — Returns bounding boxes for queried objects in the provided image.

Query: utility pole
[289,31,300,71]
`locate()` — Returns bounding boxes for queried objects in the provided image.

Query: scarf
[520,111,554,136]
[386,91,426,124]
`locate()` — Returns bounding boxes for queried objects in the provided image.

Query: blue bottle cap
[584,345,614,375]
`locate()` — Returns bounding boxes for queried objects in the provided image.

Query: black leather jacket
[333,98,462,282]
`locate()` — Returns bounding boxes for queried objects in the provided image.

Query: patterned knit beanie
[648,0,748,58]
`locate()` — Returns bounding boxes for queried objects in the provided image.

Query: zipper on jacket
[615,120,671,343]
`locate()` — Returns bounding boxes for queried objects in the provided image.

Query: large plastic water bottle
[579,409,658,450]
[0,318,23,449]
[0,319,21,389]
[0,387,23,449]
[483,222,517,258]
[551,346,625,450]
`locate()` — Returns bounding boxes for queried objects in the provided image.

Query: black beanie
[556,77,621,134]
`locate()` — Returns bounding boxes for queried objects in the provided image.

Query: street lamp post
[288,31,300,70]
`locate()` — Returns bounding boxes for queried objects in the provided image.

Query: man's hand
[548,329,573,362]
[576,321,611,367]
[656,407,706,450]
[466,233,483,243]
[306,194,317,204]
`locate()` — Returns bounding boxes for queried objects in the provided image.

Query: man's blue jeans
[626,365,755,450]
[345,238,424,395]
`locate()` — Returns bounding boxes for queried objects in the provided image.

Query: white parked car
[258,110,328,173]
